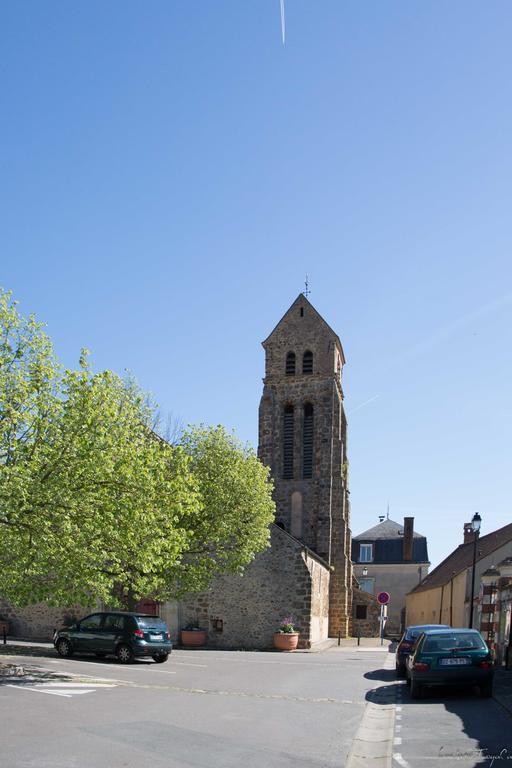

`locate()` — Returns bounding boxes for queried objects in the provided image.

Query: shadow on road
[366,665,512,766]
[0,643,57,659]
[364,668,396,682]
[0,642,154,668]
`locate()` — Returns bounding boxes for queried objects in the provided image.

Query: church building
[181,294,354,647]
[0,294,356,645]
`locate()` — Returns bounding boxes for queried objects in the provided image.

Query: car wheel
[410,678,423,699]
[56,638,73,658]
[480,682,493,698]
[152,653,169,664]
[116,644,134,664]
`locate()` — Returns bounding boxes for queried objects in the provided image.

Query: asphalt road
[0,643,511,768]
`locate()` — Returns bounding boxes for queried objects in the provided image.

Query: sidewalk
[492,668,512,716]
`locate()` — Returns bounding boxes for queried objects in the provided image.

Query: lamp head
[471,512,482,533]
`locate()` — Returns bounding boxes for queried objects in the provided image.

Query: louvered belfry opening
[303,403,314,478]
[285,352,296,375]
[283,404,294,479]
[302,350,313,374]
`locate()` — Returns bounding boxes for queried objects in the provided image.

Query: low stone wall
[180,524,331,650]
[0,598,90,641]
[351,588,381,638]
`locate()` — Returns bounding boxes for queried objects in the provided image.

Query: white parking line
[6,685,75,698]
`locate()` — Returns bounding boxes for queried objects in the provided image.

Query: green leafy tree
[0,290,274,609]
[177,425,275,594]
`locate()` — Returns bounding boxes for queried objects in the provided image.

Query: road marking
[34,682,116,688]
[5,681,117,698]
[6,685,75,698]
[393,753,412,768]
[170,661,207,668]
[394,737,402,745]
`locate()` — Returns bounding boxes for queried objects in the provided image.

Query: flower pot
[273,632,299,651]
[180,629,207,647]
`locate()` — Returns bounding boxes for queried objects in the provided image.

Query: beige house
[352,517,430,635]
[406,521,512,628]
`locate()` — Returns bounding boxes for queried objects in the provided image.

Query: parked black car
[395,624,450,676]
[53,611,172,664]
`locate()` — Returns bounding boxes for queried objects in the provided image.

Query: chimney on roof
[403,517,414,561]
[463,522,475,544]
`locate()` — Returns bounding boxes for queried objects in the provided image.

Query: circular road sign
[377,591,390,605]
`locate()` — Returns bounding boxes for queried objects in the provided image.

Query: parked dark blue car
[53,611,172,664]
[396,624,449,675]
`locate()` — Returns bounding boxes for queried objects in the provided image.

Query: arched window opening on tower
[285,352,296,376]
[303,403,314,478]
[303,350,313,374]
[283,404,294,479]
[291,491,303,539]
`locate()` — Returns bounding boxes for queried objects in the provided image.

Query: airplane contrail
[388,289,512,368]
[280,0,286,45]
[347,394,380,416]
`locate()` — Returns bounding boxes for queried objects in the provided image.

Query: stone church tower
[258,294,353,637]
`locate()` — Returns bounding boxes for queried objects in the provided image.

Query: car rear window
[135,616,167,629]
[405,626,448,642]
[423,633,486,652]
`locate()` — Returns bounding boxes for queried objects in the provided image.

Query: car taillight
[400,642,412,650]
[413,662,430,671]
[133,629,144,639]
[479,660,492,669]
[165,632,170,640]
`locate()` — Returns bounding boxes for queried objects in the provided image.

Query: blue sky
[2,1,511,570]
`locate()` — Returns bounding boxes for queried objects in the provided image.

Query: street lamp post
[468,512,482,629]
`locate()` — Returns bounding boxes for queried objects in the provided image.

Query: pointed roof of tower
[262,294,345,363]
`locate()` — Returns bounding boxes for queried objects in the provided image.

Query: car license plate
[440,657,470,665]
[151,633,163,641]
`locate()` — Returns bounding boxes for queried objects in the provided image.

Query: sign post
[377,592,390,646]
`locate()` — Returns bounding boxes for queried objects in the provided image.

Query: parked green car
[406,628,493,699]
[53,611,172,664]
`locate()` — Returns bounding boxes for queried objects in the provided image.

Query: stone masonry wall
[258,295,352,639]
[0,597,92,640]
[180,524,330,650]
[351,588,381,638]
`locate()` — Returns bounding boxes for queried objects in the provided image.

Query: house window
[355,604,367,620]
[359,543,373,562]
[283,404,294,479]
[302,350,313,374]
[303,403,314,478]
[358,578,374,594]
[285,352,296,375]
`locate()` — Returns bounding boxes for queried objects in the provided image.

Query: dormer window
[302,350,313,374]
[285,352,296,376]
[359,543,373,563]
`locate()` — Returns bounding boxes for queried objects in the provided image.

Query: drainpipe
[439,583,445,624]
[450,574,454,627]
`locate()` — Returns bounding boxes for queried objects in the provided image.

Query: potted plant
[273,616,299,651]
[180,622,207,648]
